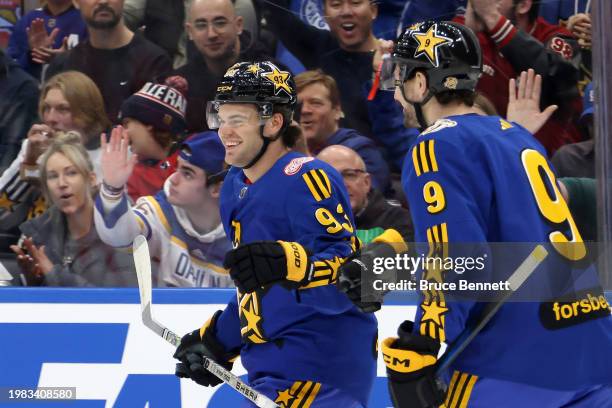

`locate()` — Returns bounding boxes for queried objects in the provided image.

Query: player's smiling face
[217,103,264,167]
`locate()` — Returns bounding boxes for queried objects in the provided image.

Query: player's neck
[88,24,134,50]
[423,101,480,126]
[243,140,289,183]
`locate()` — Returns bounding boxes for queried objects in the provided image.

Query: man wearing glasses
[170,0,269,132]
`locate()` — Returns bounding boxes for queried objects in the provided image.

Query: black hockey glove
[224,241,313,293]
[173,311,237,387]
[382,321,446,408]
[338,229,409,313]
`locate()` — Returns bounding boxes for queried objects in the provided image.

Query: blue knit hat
[179,131,226,182]
[119,82,187,134]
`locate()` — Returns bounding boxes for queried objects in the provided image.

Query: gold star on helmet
[0,192,16,212]
[262,66,293,96]
[408,22,421,31]
[224,63,241,77]
[420,300,448,326]
[246,63,262,75]
[411,24,452,67]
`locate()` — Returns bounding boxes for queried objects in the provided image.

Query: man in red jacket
[457,0,582,155]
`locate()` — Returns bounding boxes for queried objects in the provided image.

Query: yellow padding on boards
[372,228,409,254]
[278,241,308,282]
[381,337,437,373]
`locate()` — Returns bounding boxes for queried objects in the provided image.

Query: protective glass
[379,57,413,91]
[206,101,270,130]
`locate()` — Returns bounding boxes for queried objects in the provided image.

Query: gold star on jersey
[262,66,293,96]
[411,24,452,67]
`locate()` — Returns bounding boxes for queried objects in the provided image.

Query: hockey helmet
[206,61,297,129]
[382,21,482,94]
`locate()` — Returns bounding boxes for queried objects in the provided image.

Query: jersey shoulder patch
[284,156,315,175]
[500,118,514,130]
[420,118,458,136]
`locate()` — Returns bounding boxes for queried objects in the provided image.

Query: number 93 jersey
[216,152,377,406]
[402,114,612,390]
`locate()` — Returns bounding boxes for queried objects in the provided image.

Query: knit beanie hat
[118,80,187,135]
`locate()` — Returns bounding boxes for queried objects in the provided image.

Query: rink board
[0,288,610,408]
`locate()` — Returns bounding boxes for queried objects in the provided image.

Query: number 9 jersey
[216,151,377,406]
[403,114,612,390]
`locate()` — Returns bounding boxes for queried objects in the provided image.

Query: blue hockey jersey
[403,114,612,390]
[215,152,377,405]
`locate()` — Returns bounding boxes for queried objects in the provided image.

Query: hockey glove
[382,321,446,408]
[338,229,409,313]
[173,311,237,387]
[224,241,313,293]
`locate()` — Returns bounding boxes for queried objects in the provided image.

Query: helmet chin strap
[400,83,434,130]
[241,124,283,169]
[242,125,270,169]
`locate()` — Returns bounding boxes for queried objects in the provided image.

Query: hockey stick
[132,235,279,408]
[435,244,549,374]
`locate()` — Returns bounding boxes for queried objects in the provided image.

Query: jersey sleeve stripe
[314,169,332,198]
[419,141,431,173]
[310,169,331,199]
[303,172,324,201]
[428,140,439,171]
[457,374,478,408]
[445,371,461,407]
[301,381,322,408]
[412,145,423,176]
[448,372,470,408]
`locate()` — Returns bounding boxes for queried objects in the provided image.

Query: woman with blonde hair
[10,132,136,287]
[0,71,109,248]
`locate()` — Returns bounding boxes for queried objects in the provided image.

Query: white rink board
[0,288,415,408]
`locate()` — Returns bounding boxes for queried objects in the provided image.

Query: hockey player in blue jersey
[172,60,377,407]
[340,21,612,407]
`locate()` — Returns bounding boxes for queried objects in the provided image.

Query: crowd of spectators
[0,0,599,287]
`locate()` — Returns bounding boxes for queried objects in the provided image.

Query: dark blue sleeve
[286,164,356,289]
[214,296,243,353]
[7,16,32,71]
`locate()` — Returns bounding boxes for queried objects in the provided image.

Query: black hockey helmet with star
[393,21,482,95]
[207,61,298,169]
[208,61,297,128]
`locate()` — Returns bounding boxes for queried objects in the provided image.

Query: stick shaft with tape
[133,235,278,408]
